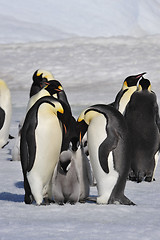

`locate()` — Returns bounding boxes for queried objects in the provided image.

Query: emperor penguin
[29,69,55,97]
[77,104,135,205]
[112,72,146,114]
[0,79,12,148]
[124,77,160,182]
[52,150,80,205]
[20,96,69,205]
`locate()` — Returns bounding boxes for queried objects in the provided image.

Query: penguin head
[122,72,146,90]
[42,96,68,136]
[77,110,89,144]
[32,69,55,86]
[48,99,64,115]
[44,80,63,96]
[138,77,151,91]
[59,150,72,173]
[0,79,9,90]
[77,108,100,144]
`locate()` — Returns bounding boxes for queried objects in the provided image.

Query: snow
[1,0,160,239]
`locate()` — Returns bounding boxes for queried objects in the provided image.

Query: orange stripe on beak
[79,131,82,144]
[63,124,67,134]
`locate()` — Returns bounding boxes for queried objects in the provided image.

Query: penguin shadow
[15,181,24,189]
[86,195,97,204]
[0,181,24,203]
[0,192,24,203]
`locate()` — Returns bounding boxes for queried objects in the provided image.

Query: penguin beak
[79,131,82,144]
[55,86,63,92]
[43,82,49,88]
[135,72,146,79]
[58,107,64,114]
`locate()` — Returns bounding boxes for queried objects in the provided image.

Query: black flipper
[113,89,128,110]
[98,126,119,173]
[20,110,37,174]
[0,107,5,130]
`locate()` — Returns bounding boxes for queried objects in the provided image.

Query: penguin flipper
[99,127,119,173]
[0,107,5,130]
[20,123,36,173]
[20,128,30,173]
[113,89,127,110]
[26,126,36,172]
[155,102,160,133]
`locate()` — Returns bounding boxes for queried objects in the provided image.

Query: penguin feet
[144,175,155,182]
[69,201,76,205]
[129,170,147,183]
[56,201,65,206]
[43,197,55,205]
[24,193,34,204]
[136,171,145,183]
[79,199,86,204]
[128,170,136,181]
[86,196,97,203]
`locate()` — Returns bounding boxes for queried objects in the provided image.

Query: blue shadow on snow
[0,192,24,203]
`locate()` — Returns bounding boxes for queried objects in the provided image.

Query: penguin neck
[38,102,57,116]
[119,86,137,114]
[27,89,50,111]
[84,110,100,125]
[0,83,11,108]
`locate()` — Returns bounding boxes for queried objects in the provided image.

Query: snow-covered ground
[1,0,160,239]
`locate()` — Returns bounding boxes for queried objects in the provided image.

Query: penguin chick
[111,72,146,114]
[30,69,55,97]
[52,150,80,205]
[73,144,93,203]
[0,79,12,148]
[125,77,160,182]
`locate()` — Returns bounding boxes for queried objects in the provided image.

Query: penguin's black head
[124,72,146,87]
[44,80,63,95]
[60,159,71,174]
[138,77,151,91]
[32,70,47,85]
[32,69,54,85]
[76,118,88,147]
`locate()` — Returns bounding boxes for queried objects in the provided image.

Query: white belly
[87,115,118,204]
[27,107,62,194]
